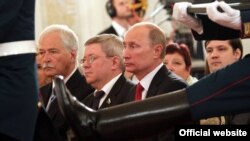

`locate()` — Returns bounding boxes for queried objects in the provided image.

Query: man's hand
[172,2,203,34]
[207,1,241,30]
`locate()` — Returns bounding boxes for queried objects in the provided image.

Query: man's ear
[111,56,120,70]
[70,49,77,63]
[153,44,163,58]
[234,48,242,60]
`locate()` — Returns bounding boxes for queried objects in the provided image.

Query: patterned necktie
[135,83,144,101]
[92,90,105,110]
[46,89,56,112]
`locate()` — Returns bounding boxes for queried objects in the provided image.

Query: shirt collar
[97,73,122,95]
[64,67,77,83]
[139,63,164,92]
[96,73,122,106]
[52,67,77,89]
[112,21,127,37]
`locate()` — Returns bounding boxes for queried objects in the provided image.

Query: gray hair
[84,34,125,71]
[38,24,79,52]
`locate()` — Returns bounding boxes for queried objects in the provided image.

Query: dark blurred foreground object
[0,0,38,141]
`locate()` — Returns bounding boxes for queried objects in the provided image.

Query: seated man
[55,1,250,141]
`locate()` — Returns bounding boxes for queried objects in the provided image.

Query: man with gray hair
[81,34,134,110]
[38,24,94,141]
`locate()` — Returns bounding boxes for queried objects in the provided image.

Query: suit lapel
[47,99,58,119]
[109,26,118,36]
[100,75,125,108]
[147,66,166,98]
[66,69,80,97]
[66,69,94,100]
[40,69,82,119]
[82,93,95,108]
[40,84,53,107]
[46,70,80,119]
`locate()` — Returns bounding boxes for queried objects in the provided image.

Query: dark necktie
[135,83,144,101]
[92,91,105,110]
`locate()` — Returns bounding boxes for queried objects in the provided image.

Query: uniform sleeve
[187,55,250,120]
[0,0,35,43]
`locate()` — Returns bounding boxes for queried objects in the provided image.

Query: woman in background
[164,43,198,85]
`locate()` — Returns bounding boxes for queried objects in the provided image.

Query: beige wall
[242,39,250,57]
[35,0,250,60]
[35,0,109,60]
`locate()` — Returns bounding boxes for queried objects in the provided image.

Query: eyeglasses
[80,55,99,65]
[80,54,114,66]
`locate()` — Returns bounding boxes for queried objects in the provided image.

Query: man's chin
[125,68,135,74]
[211,67,220,73]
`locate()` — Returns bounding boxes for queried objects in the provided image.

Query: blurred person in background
[164,43,198,86]
[36,54,52,88]
[99,0,132,37]
[205,39,243,74]
[127,0,147,25]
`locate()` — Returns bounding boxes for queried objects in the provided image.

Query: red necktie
[135,83,144,101]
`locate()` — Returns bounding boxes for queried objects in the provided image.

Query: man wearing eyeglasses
[80,34,134,110]
[64,34,134,141]
[38,24,94,141]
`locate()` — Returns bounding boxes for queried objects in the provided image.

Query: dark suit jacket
[129,66,187,141]
[98,25,118,36]
[33,107,64,141]
[83,75,135,109]
[128,66,187,100]
[39,69,94,141]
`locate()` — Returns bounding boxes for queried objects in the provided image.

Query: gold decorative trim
[243,22,250,38]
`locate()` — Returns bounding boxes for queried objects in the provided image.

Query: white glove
[172,2,203,34]
[207,1,241,30]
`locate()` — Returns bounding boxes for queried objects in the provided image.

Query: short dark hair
[205,38,243,59]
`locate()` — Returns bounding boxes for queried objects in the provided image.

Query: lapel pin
[107,98,111,104]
